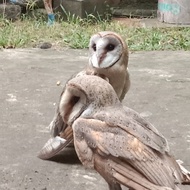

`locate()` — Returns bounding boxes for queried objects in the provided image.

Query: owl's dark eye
[106,44,115,51]
[92,43,96,51]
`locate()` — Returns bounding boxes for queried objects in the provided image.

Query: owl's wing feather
[49,111,66,137]
[37,137,68,160]
[123,106,160,135]
[38,126,73,160]
[94,106,169,154]
[94,154,172,190]
[110,159,174,190]
[73,118,178,190]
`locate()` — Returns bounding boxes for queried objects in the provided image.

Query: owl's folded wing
[73,117,182,190]
[94,106,169,154]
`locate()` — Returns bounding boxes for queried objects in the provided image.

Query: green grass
[0,16,190,50]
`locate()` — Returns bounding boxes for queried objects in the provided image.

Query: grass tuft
[0,15,190,50]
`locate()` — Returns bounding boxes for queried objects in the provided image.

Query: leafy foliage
[0,16,189,50]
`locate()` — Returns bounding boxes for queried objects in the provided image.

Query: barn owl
[40,75,190,190]
[38,31,130,159]
[88,31,130,100]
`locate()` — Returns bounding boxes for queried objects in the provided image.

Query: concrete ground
[0,48,190,190]
[113,17,190,28]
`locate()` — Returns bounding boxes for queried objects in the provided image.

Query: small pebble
[56,81,61,86]
[38,42,52,49]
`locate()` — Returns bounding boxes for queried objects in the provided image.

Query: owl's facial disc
[89,36,123,69]
[59,85,87,125]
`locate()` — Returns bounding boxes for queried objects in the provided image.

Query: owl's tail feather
[176,160,190,184]
[110,159,173,190]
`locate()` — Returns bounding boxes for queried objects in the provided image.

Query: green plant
[59,4,82,24]
[25,0,38,10]
[0,15,190,50]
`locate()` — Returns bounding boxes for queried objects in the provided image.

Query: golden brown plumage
[39,75,190,190]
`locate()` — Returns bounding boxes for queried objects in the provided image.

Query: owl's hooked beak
[97,52,106,66]
[91,50,106,68]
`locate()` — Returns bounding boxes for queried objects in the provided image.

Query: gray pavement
[0,48,190,190]
[113,17,190,28]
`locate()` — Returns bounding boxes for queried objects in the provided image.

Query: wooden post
[157,0,190,24]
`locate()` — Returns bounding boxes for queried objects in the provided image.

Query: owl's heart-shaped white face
[89,34,123,69]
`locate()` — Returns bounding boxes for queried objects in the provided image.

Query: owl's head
[59,75,120,125]
[89,31,128,69]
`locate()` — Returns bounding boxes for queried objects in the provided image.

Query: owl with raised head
[87,31,130,100]
[41,75,190,190]
[38,31,130,159]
